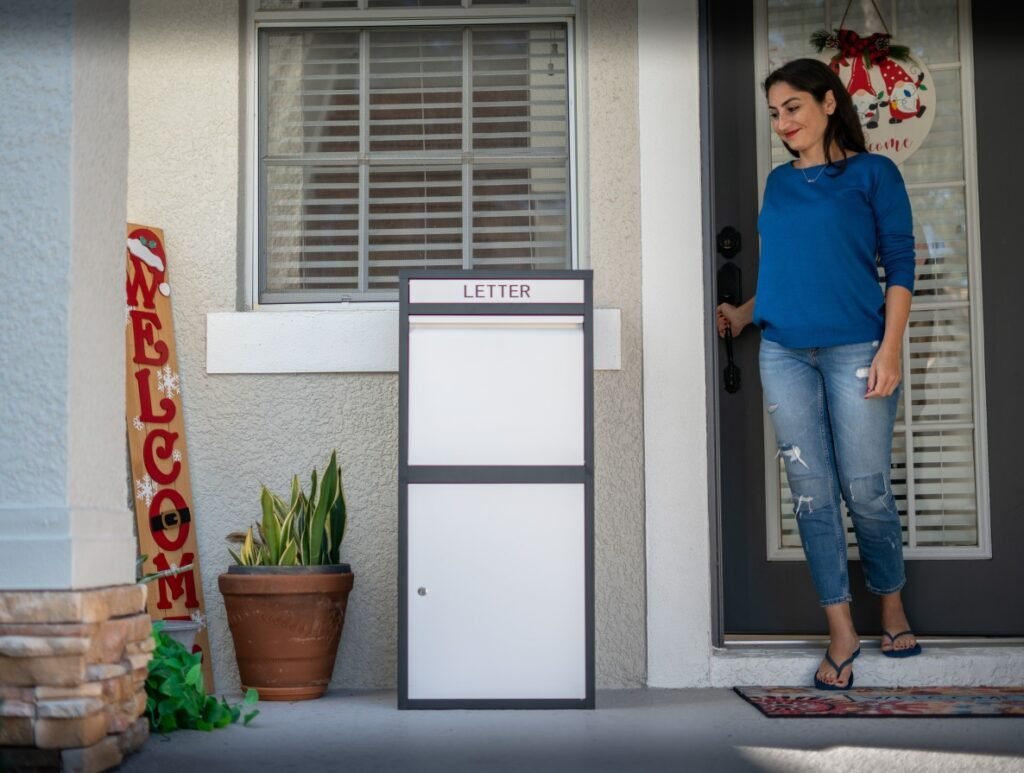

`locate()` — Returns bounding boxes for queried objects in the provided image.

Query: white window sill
[207,308,622,374]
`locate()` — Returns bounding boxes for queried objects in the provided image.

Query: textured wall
[127,0,254,691]
[68,0,130,513]
[587,0,647,688]
[128,0,647,691]
[0,0,73,507]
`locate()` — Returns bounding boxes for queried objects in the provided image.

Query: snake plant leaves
[260,487,281,562]
[228,450,349,567]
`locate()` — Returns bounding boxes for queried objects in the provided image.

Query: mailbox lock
[417,587,428,597]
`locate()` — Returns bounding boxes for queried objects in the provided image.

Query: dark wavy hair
[763,58,866,173]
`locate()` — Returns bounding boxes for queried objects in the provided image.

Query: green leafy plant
[145,621,259,733]
[228,450,348,567]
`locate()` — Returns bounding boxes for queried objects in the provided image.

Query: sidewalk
[119,689,1024,772]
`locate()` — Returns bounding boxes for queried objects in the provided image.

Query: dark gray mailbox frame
[398,269,594,710]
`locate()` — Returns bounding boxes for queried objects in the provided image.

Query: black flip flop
[882,630,922,659]
[813,647,861,691]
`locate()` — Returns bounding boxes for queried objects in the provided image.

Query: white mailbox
[399,270,594,710]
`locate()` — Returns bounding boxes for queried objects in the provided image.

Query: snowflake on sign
[135,474,158,507]
[132,416,145,431]
[125,303,136,326]
[156,365,181,399]
[172,449,183,463]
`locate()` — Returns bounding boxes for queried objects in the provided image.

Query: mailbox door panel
[407,483,586,700]
[407,316,585,466]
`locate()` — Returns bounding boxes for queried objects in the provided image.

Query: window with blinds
[759,0,989,559]
[255,5,574,302]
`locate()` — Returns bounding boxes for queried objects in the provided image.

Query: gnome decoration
[842,47,883,129]
[878,56,927,123]
[811,18,936,164]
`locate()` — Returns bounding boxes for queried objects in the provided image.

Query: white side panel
[407,484,586,700]
[408,317,585,466]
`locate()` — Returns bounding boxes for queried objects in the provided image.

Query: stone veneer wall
[0,585,152,772]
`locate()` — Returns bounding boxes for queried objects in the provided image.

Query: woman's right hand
[716,302,751,339]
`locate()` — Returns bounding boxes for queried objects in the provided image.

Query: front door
[708,0,1023,637]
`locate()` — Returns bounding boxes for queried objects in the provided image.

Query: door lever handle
[723,331,741,393]
[717,261,743,394]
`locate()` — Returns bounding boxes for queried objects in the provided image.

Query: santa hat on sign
[878,57,927,123]
[127,235,165,272]
[842,54,881,129]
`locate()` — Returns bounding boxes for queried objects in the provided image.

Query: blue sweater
[753,152,915,348]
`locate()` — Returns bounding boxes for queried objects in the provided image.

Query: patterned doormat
[734,686,1024,717]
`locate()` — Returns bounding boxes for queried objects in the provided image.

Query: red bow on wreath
[836,28,891,66]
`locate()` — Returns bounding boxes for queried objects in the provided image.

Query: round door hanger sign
[815,28,936,164]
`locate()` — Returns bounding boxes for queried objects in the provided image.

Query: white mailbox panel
[407,483,586,700]
[408,316,584,466]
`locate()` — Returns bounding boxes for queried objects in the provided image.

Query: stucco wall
[128,0,646,691]
[0,0,73,508]
[587,0,647,688]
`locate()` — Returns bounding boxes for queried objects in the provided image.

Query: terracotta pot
[218,565,354,701]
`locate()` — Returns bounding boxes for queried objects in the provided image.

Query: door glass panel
[767,0,824,72]
[909,186,968,300]
[908,306,974,424]
[895,0,960,62]
[912,428,978,547]
[763,0,987,558]
[900,67,964,184]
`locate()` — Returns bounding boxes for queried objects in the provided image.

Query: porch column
[638,0,713,686]
[0,0,135,591]
[0,2,151,767]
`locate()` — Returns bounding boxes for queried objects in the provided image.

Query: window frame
[244,0,583,308]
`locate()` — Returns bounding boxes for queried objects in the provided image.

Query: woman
[717,58,921,690]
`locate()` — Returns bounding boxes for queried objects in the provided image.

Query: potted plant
[218,450,354,701]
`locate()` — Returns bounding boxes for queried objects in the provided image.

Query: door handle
[717,261,742,394]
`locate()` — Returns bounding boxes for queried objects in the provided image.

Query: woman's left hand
[865,345,902,399]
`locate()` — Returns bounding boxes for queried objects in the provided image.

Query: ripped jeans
[759,338,905,606]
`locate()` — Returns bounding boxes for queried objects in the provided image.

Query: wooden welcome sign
[125,223,214,688]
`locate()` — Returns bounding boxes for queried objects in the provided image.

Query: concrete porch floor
[119,689,1024,773]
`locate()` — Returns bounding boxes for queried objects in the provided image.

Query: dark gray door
[707,0,1024,636]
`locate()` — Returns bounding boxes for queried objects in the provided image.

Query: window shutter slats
[264,164,359,294]
[908,187,970,300]
[260,21,571,300]
[908,306,974,425]
[366,166,463,290]
[472,164,567,269]
[369,30,463,154]
[266,31,361,157]
[472,27,568,154]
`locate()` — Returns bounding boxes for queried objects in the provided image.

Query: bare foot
[880,592,918,654]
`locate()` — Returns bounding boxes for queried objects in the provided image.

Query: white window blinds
[258,20,572,302]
